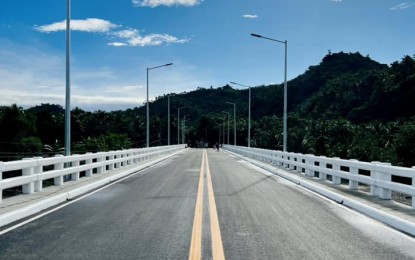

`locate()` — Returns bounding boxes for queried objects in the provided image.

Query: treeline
[1,52,414,166]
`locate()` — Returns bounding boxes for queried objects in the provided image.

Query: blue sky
[0,0,414,111]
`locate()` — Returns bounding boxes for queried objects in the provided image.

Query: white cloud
[329,0,343,2]
[107,42,128,47]
[109,29,188,47]
[242,14,258,19]
[132,0,202,7]
[390,2,414,10]
[34,18,119,33]
[35,18,188,48]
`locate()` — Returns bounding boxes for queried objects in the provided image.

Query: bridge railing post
[85,153,93,177]
[288,153,295,171]
[275,151,282,167]
[305,155,314,177]
[127,151,132,165]
[378,163,392,200]
[115,153,121,168]
[132,151,136,164]
[267,150,273,164]
[293,154,300,172]
[299,154,307,175]
[121,152,127,167]
[332,158,341,185]
[318,156,327,180]
[34,157,43,192]
[271,151,278,166]
[54,155,64,186]
[282,152,287,168]
[133,151,138,164]
[22,158,35,194]
[370,161,392,199]
[349,159,359,190]
[97,153,104,174]
[108,153,115,171]
[370,161,381,197]
[71,156,80,181]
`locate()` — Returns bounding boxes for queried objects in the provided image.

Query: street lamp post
[226,102,236,146]
[230,81,251,147]
[251,33,288,152]
[146,63,173,148]
[222,119,225,146]
[182,114,190,145]
[65,0,71,156]
[222,111,230,145]
[216,123,221,146]
[178,106,186,144]
[168,95,170,145]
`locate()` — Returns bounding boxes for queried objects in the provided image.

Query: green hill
[1,52,414,166]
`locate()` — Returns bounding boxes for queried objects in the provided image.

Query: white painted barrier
[0,145,185,203]
[224,145,415,209]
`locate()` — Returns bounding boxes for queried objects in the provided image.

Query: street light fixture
[230,81,251,147]
[226,102,236,146]
[251,33,288,152]
[146,62,173,148]
[178,106,187,144]
[222,111,230,145]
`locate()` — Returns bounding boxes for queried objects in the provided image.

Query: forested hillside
[1,52,414,166]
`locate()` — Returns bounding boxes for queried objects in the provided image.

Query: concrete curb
[224,149,415,237]
[0,149,186,228]
[342,198,415,236]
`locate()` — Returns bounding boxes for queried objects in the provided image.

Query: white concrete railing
[224,145,415,209]
[0,145,185,203]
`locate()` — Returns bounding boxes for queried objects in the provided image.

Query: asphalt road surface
[1,148,415,259]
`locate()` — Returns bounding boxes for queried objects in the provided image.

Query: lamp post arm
[148,63,173,71]
[251,33,286,44]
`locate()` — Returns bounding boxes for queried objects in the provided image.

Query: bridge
[1,145,415,259]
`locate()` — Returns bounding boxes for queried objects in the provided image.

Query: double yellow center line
[189,149,225,260]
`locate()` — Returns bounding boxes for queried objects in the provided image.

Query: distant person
[216,142,219,151]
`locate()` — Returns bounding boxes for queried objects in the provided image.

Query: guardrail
[223,145,415,209]
[0,145,185,203]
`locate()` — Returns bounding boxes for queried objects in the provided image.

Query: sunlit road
[1,149,415,259]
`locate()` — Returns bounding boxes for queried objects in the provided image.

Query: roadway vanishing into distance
[1,149,415,259]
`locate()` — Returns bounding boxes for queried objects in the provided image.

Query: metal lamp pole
[216,123,221,146]
[167,95,170,145]
[146,63,173,148]
[182,114,190,144]
[222,111,230,145]
[178,106,186,144]
[251,33,288,152]
[230,81,251,147]
[64,0,71,156]
[222,120,225,146]
[226,102,236,146]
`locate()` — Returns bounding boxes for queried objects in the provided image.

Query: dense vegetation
[1,52,414,166]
